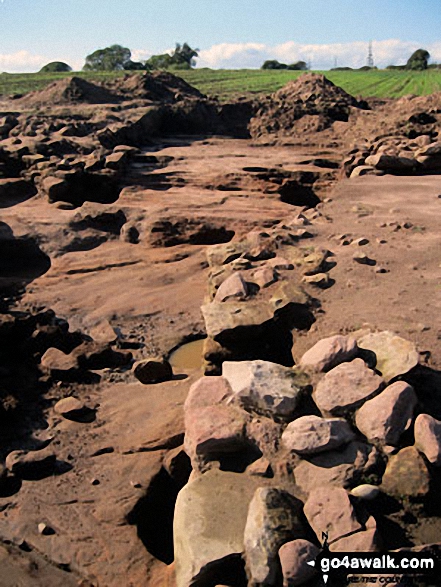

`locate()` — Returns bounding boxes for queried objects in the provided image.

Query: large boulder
[184,376,233,412]
[222,360,310,420]
[356,331,419,382]
[244,487,305,586]
[314,358,384,416]
[278,539,320,587]
[355,381,417,445]
[184,404,250,469]
[173,469,261,587]
[304,486,362,543]
[299,335,358,372]
[294,441,381,495]
[282,415,355,455]
[381,446,431,499]
[414,414,441,466]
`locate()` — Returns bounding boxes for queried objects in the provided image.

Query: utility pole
[367,40,374,68]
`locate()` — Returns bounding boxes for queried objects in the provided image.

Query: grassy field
[1,68,441,101]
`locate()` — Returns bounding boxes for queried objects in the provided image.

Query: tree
[406,49,430,70]
[144,53,174,70]
[171,43,199,68]
[145,43,199,71]
[287,61,308,71]
[83,44,132,71]
[40,61,72,73]
[261,60,287,70]
[123,60,145,71]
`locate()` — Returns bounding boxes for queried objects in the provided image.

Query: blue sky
[1,0,440,72]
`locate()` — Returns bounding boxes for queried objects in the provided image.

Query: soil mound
[250,73,368,138]
[21,76,119,105]
[117,71,205,102]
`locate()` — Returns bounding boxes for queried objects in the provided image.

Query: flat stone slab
[173,469,261,587]
[357,331,419,382]
[314,358,384,416]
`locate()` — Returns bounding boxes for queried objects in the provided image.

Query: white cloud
[0,50,47,73]
[0,50,83,73]
[198,39,441,70]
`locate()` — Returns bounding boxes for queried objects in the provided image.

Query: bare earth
[0,74,441,586]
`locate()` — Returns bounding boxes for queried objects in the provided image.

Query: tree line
[39,45,438,74]
[40,42,199,73]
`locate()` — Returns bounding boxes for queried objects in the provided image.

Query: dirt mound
[20,76,119,105]
[117,71,205,102]
[250,73,368,138]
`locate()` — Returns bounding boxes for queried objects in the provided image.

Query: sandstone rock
[355,381,417,445]
[42,176,69,202]
[244,487,305,586]
[357,331,419,382]
[302,272,330,288]
[350,484,381,500]
[349,165,375,178]
[214,272,249,302]
[38,522,55,536]
[41,347,78,372]
[279,539,320,587]
[267,256,294,270]
[247,457,272,477]
[202,300,274,339]
[314,358,383,416]
[184,404,249,467]
[381,446,431,498]
[206,241,249,267]
[294,441,381,495]
[75,341,132,370]
[246,417,282,456]
[132,357,173,383]
[105,150,128,170]
[353,252,376,265]
[173,469,259,587]
[299,334,358,372]
[184,376,233,412]
[223,360,309,420]
[304,486,362,543]
[416,141,441,157]
[251,266,277,289]
[54,397,86,418]
[414,414,441,466]
[89,320,118,344]
[364,153,415,171]
[282,415,355,455]
[5,448,57,480]
[330,527,379,552]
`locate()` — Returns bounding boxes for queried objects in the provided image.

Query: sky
[0,0,440,72]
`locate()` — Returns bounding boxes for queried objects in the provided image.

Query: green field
[1,68,441,101]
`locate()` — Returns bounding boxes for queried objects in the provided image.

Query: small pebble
[350,484,380,501]
[38,523,55,536]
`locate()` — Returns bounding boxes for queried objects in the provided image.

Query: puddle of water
[169,339,205,371]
